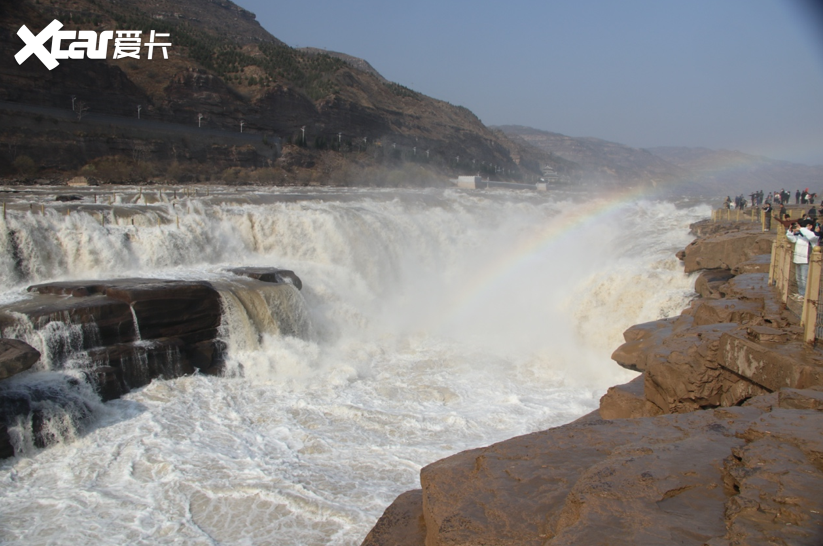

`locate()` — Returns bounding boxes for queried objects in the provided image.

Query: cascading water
[0,186,710,545]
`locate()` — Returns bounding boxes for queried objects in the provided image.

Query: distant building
[456,175,481,189]
[540,165,559,183]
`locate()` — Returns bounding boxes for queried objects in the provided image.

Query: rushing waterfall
[0,185,710,545]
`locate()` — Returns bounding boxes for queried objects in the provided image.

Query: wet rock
[694,269,735,299]
[0,374,98,452]
[720,333,823,392]
[642,323,769,414]
[778,387,823,410]
[0,422,13,459]
[610,318,677,372]
[8,292,137,346]
[598,375,662,419]
[367,402,823,546]
[721,409,823,546]
[731,254,771,275]
[680,229,773,274]
[83,366,127,402]
[86,338,194,390]
[228,267,303,290]
[691,298,763,327]
[361,489,426,546]
[102,280,222,344]
[0,338,40,380]
[414,407,761,546]
[188,339,227,375]
[28,279,223,344]
[745,325,790,344]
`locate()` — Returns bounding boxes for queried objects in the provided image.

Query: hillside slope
[0,0,520,183]
[648,146,823,196]
[496,125,689,189]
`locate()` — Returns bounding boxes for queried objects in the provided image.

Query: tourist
[786,221,819,300]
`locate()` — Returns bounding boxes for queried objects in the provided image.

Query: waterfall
[0,186,711,545]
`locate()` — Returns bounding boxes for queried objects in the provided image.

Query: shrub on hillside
[13,155,37,176]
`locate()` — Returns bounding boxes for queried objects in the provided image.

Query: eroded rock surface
[364,398,823,546]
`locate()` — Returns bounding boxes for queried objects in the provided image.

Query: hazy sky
[232,0,823,166]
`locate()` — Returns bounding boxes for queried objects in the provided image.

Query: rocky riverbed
[362,219,823,546]
[0,267,301,457]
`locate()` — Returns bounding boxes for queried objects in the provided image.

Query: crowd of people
[722,188,823,300]
[723,188,818,210]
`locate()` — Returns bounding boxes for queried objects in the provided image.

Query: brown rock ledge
[363,221,823,546]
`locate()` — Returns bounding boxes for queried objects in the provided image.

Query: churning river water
[0,185,710,545]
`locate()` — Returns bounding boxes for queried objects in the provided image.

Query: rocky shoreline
[362,219,823,546]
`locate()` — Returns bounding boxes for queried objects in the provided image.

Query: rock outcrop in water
[362,221,823,546]
[0,267,302,457]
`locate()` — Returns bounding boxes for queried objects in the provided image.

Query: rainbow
[431,184,653,331]
[429,146,817,332]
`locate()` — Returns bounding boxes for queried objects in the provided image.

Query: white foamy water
[0,186,710,545]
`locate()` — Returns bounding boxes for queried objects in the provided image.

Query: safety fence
[711,207,764,224]
[711,206,822,345]
[768,223,823,345]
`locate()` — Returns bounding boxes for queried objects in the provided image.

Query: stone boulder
[228,267,303,290]
[0,339,40,380]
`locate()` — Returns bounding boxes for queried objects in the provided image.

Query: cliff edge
[361,220,823,546]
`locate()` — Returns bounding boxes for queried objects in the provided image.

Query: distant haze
[234,0,823,166]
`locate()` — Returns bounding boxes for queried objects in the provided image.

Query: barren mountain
[0,0,520,183]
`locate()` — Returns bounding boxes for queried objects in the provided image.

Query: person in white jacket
[786,220,819,299]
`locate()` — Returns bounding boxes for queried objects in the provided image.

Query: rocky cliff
[362,219,823,545]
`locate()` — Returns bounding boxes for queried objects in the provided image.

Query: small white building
[456,175,481,189]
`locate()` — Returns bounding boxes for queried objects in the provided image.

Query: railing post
[769,238,778,285]
[803,246,822,341]
[781,235,793,302]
